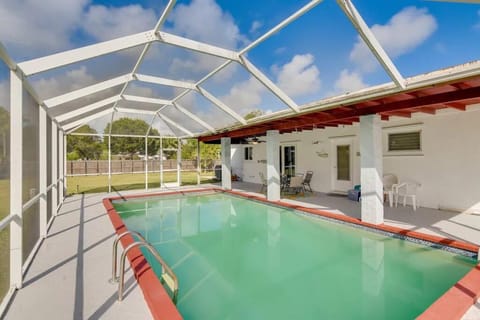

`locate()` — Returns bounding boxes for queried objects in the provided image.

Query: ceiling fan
[246,136,266,144]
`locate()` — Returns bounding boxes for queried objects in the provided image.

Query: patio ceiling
[199,74,480,143]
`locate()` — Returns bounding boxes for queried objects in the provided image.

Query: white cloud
[333,69,368,94]
[169,0,246,49]
[32,66,97,99]
[0,0,88,57]
[0,1,158,60]
[169,54,236,81]
[125,83,155,98]
[274,54,321,98]
[350,7,437,72]
[176,88,196,108]
[250,20,262,34]
[220,77,266,116]
[166,0,247,81]
[82,5,157,41]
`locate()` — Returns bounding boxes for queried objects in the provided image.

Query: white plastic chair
[394,181,421,211]
[382,174,398,207]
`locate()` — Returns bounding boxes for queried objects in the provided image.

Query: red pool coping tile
[104,187,480,320]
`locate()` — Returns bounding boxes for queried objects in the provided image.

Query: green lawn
[0,179,10,302]
[67,171,218,195]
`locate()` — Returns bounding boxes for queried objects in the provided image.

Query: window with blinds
[388,131,421,151]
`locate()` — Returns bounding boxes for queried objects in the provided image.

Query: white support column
[177,139,182,187]
[266,130,281,201]
[10,71,23,289]
[58,130,64,203]
[145,136,148,191]
[160,137,163,188]
[360,114,384,224]
[51,121,58,216]
[39,106,47,238]
[221,137,231,190]
[108,135,112,193]
[196,140,201,185]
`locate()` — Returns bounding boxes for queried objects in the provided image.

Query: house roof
[199,65,480,142]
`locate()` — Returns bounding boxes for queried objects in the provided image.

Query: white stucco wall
[240,105,480,212]
[230,144,244,179]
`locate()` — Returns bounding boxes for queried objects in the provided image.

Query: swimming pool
[106,189,478,319]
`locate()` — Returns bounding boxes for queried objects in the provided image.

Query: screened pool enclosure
[1,0,480,316]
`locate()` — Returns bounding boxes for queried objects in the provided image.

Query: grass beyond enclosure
[67,171,218,195]
[0,179,10,303]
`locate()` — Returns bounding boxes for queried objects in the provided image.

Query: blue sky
[0,0,479,131]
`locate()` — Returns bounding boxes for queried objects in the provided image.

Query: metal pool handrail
[118,241,179,304]
[109,230,147,284]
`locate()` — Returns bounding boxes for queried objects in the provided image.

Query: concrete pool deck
[3,182,479,319]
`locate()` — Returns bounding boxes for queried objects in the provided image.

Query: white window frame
[383,123,423,156]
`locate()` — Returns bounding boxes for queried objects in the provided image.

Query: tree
[199,142,220,171]
[104,118,160,158]
[181,139,198,160]
[244,109,263,120]
[67,125,103,160]
[179,139,220,161]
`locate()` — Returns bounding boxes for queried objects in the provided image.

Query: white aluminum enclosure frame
[14,0,418,142]
[18,0,332,135]
[0,59,66,319]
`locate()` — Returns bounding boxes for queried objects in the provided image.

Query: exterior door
[331,138,353,192]
[279,145,296,176]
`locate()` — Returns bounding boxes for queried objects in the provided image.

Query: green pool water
[113,192,476,320]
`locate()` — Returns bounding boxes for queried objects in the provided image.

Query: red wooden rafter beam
[445,102,466,111]
[199,85,480,142]
[380,111,412,118]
